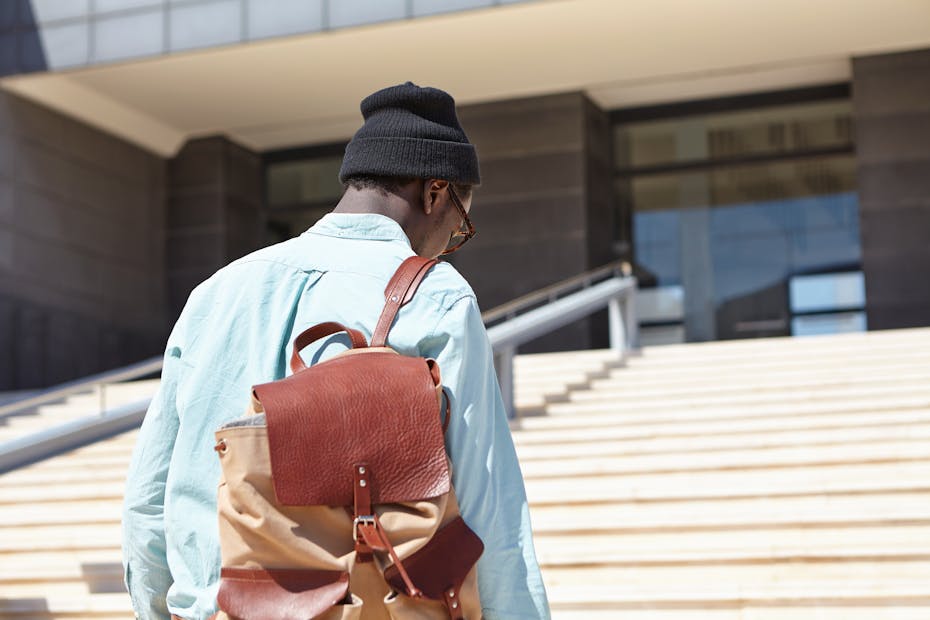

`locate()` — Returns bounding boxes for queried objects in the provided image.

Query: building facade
[1,0,929,388]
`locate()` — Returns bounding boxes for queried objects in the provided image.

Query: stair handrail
[482,260,629,324]
[486,267,638,420]
[0,356,163,421]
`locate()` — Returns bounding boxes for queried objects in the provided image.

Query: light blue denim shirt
[121,212,550,620]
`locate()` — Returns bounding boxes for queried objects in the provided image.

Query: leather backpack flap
[383,516,483,601]
[255,350,451,507]
[217,568,349,620]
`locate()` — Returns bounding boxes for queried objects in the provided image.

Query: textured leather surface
[217,568,349,620]
[383,516,483,602]
[370,257,437,348]
[291,322,369,374]
[256,349,450,506]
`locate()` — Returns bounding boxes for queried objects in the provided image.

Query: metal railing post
[494,347,516,420]
[608,295,626,355]
[623,291,639,350]
[97,383,106,416]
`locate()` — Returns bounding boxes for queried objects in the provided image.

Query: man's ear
[422,179,449,215]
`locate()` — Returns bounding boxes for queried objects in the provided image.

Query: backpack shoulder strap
[370,256,437,347]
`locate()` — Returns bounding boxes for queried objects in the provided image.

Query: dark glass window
[267,156,344,208]
[263,146,346,245]
[613,87,863,345]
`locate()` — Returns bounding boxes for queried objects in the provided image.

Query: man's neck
[332,188,426,255]
[333,188,404,220]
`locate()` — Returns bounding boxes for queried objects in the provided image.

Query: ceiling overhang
[2,0,929,157]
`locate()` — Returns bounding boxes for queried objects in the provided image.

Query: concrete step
[552,609,930,620]
[615,349,930,378]
[516,419,930,460]
[524,391,930,426]
[529,492,930,534]
[523,462,930,505]
[0,550,122,583]
[519,439,930,479]
[619,327,930,359]
[513,349,622,367]
[625,337,930,360]
[589,367,930,399]
[0,524,122,553]
[543,561,930,587]
[546,582,930,617]
[3,466,132,486]
[515,407,930,445]
[540,389,930,417]
[11,454,133,472]
[533,524,930,564]
[566,381,930,409]
[0,500,122,527]
[0,583,121,603]
[0,481,126,505]
[0,591,132,618]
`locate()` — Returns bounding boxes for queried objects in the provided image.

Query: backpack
[211,256,484,620]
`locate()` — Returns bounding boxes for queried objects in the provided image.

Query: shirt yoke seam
[224,258,475,311]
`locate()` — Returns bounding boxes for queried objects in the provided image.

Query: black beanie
[338,82,480,186]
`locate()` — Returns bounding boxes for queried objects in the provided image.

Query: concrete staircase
[516,327,930,619]
[1,327,929,618]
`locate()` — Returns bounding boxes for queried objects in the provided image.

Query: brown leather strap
[442,583,465,620]
[351,464,421,599]
[370,257,437,348]
[290,321,368,374]
[356,514,422,599]
[353,463,373,559]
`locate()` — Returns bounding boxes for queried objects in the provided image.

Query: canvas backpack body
[211,256,484,620]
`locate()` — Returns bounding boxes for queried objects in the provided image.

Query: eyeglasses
[441,184,476,255]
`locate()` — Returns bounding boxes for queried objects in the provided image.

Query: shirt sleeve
[121,333,185,619]
[425,295,551,620]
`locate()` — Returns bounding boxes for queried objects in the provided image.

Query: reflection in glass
[631,156,856,212]
[265,155,344,245]
[615,100,853,169]
[790,272,865,314]
[792,311,867,336]
[615,96,861,343]
[267,156,344,208]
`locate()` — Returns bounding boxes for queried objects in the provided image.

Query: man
[122,82,551,619]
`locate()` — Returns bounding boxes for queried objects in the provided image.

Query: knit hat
[338,82,480,186]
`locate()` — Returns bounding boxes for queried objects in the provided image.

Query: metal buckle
[353,515,375,542]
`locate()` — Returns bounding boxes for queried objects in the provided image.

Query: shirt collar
[304,212,412,248]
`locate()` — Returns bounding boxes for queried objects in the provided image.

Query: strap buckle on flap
[353,515,376,542]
